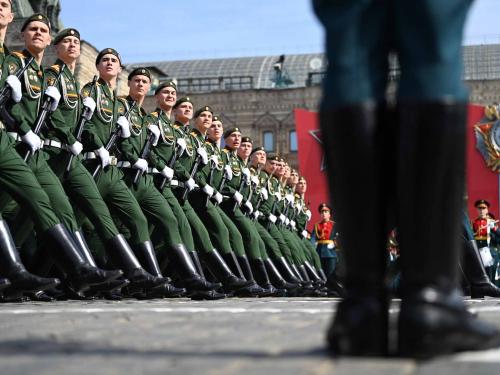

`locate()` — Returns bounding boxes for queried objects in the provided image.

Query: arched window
[263,131,274,152]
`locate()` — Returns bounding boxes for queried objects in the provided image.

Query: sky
[59,0,500,64]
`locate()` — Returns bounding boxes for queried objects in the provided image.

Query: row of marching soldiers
[0,13,332,301]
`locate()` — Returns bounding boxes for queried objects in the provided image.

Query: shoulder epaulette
[151,111,158,117]
[173,123,181,129]
[12,51,26,59]
[49,64,60,73]
[222,148,230,154]
[205,140,211,145]
[190,131,197,136]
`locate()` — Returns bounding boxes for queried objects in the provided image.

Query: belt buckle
[110,157,117,166]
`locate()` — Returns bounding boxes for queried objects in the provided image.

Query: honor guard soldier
[472,199,498,280]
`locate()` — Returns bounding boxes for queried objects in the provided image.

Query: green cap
[212,115,222,124]
[53,28,80,45]
[250,146,265,156]
[128,67,151,81]
[193,105,213,118]
[223,127,241,139]
[21,13,51,32]
[241,136,252,144]
[267,154,280,162]
[155,80,177,95]
[173,96,193,109]
[96,48,122,65]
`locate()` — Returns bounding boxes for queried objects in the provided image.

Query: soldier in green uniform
[170,100,254,293]
[144,81,225,300]
[0,14,121,294]
[80,49,174,296]
[115,68,220,296]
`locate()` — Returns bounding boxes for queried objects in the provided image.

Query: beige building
[8,0,500,169]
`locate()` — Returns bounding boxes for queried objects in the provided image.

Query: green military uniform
[0,49,80,244]
[81,78,150,245]
[43,59,121,243]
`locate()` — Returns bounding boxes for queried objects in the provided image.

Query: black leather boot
[112,238,166,289]
[250,258,280,296]
[73,230,98,267]
[264,258,299,290]
[204,249,253,291]
[462,239,500,298]
[44,224,122,292]
[165,244,222,291]
[304,260,325,286]
[0,220,60,293]
[397,101,500,358]
[275,256,302,284]
[321,103,391,356]
[189,250,207,279]
[233,254,267,297]
[223,252,245,279]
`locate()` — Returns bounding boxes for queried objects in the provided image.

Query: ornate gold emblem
[475,104,500,172]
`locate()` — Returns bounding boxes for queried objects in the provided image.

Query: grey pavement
[0,297,500,375]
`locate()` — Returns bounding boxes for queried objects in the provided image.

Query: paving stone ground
[0,297,500,375]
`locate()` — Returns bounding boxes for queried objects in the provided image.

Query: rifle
[253,165,276,221]
[92,100,137,178]
[242,163,262,217]
[204,157,216,207]
[232,166,250,213]
[180,153,202,201]
[158,137,183,192]
[24,64,66,161]
[0,56,35,108]
[65,75,98,174]
[132,110,162,185]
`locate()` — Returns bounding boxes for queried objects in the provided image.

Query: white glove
[290,220,296,229]
[95,146,110,168]
[44,86,61,112]
[20,130,42,152]
[213,191,223,204]
[185,177,196,191]
[224,165,233,180]
[275,191,282,201]
[244,200,253,214]
[279,214,286,223]
[253,210,261,220]
[176,138,187,155]
[233,191,243,205]
[305,210,312,221]
[6,75,22,103]
[148,124,160,146]
[68,140,83,156]
[202,184,214,197]
[197,147,208,165]
[133,158,148,172]
[251,175,259,185]
[117,116,131,138]
[285,194,294,204]
[242,167,251,181]
[161,166,174,181]
[285,218,290,226]
[269,214,277,224]
[261,187,268,200]
[82,96,96,120]
[302,229,308,239]
[488,221,496,229]
[209,154,218,165]
[296,202,303,212]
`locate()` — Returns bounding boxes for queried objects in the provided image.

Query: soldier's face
[296,179,307,194]
[320,209,331,221]
[22,21,51,53]
[0,1,14,28]
[128,75,151,98]
[266,160,279,174]
[55,36,80,61]
[238,141,252,159]
[284,166,291,178]
[225,132,241,149]
[208,120,223,141]
[174,102,193,122]
[251,150,266,167]
[477,205,489,218]
[277,162,286,177]
[156,87,176,109]
[195,111,212,132]
[97,54,122,80]
[289,171,299,184]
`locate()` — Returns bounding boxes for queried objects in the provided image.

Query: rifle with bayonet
[65,75,98,174]
[132,110,162,185]
[92,100,137,178]
[24,63,66,161]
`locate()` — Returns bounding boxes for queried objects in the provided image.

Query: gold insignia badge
[37,15,43,20]
[141,69,145,74]
[107,48,112,53]
[70,30,75,35]
[8,63,16,74]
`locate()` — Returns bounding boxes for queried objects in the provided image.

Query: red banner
[295,105,499,229]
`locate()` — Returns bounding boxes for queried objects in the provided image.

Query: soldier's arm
[80,83,104,150]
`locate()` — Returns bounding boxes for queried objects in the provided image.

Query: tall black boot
[0,220,59,293]
[167,244,220,291]
[462,239,500,298]
[189,250,206,279]
[264,258,299,290]
[250,258,278,296]
[204,249,253,291]
[231,254,267,297]
[321,103,391,356]
[73,230,98,267]
[44,224,122,292]
[223,252,245,279]
[291,263,305,282]
[304,260,325,286]
[275,256,302,284]
[396,102,500,358]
